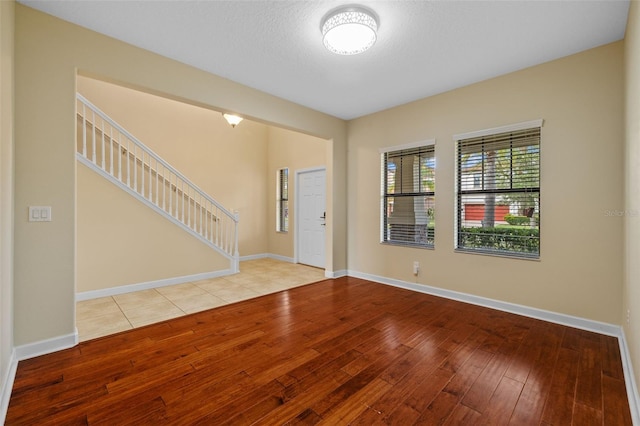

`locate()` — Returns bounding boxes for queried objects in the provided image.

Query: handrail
[77,94,236,219]
[76,93,239,268]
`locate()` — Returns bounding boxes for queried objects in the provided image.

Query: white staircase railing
[76,93,239,272]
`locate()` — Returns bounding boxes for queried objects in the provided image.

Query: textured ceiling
[19,0,630,120]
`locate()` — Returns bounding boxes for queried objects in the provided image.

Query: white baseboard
[239,253,295,264]
[239,253,269,261]
[348,270,620,336]
[0,349,17,425]
[14,330,78,361]
[325,269,347,279]
[347,269,639,422]
[76,269,234,301]
[619,329,640,425]
[2,332,79,421]
[267,253,295,263]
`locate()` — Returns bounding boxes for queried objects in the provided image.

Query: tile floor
[76,258,326,342]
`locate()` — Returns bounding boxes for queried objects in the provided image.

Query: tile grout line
[110,295,135,330]
[155,288,189,315]
[77,261,326,341]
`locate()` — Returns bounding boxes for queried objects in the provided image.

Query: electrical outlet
[413,261,419,275]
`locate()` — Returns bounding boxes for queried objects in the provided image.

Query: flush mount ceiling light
[223,113,243,128]
[321,6,378,55]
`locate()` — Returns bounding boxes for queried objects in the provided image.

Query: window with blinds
[276,168,289,232]
[456,124,540,258]
[381,143,435,247]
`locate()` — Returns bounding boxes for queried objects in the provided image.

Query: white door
[297,169,326,268]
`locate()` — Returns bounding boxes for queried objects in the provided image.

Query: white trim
[239,253,269,261]
[239,253,296,263]
[379,138,436,153]
[267,253,295,263]
[619,329,640,425]
[76,269,234,301]
[0,349,17,425]
[452,119,544,141]
[325,269,347,279]
[14,331,78,361]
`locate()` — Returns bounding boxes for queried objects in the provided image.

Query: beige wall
[14,4,346,346]
[0,0,15,409]
[267,127,327,259]
[77,76,269,257]
[77,163,229,292]
[348,41,624,324]
[624,0,640,400]
[76,77,328,291]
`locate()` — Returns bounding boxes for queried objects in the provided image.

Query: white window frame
[454,119,543,259]
[380,139,436,248]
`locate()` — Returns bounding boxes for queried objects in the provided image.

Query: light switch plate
[29,206,52,222]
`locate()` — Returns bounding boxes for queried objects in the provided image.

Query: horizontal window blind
[382,145,435,247]
[456,126,540,258]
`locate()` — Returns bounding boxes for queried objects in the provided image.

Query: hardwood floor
[6,277,633,425]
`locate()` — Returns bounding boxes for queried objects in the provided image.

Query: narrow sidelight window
[277,168,289,232]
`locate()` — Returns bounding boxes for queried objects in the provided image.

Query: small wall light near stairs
[223,113,243,128]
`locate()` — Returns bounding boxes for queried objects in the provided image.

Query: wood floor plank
[86,395,168,425]
[261,368,352,425]
[575,334,603,410]
[388,367,453,424]
[508,324,563,424]
[6,381,108,425]
[317,377,392,424]
[5,277,633,425]
[311,343,411,417]
[600,334,624,380]
[541,346,580,425]
[443,403,482,425]
[416,348,494,424]
[460,337,521,413]
[479,375,524,424]
[196,379,285,424]
[602,374,633,425]
[350,335,458,423]
[573,401,603,426]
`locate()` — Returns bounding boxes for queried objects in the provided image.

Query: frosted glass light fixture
[321,6,378,55]
[223,113,243,128]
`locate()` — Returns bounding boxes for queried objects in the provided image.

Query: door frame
[294,167,327,268]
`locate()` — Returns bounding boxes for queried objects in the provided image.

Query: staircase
[76,94,239,272]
